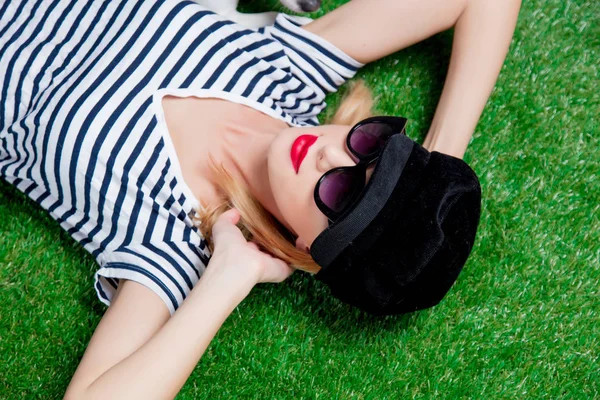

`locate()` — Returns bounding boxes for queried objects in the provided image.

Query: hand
[202,208,296,292]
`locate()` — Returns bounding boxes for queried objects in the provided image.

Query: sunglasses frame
[314,116,408,222]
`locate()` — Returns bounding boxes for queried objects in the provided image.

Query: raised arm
[64,210,294,399]
[63,276,248,400]
[302,0,522,158]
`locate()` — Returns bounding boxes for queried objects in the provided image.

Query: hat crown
[313,138,482,316]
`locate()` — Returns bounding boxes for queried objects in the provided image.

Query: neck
[161,96,292,231]
[216,118,281,202]
[205,108,291,229]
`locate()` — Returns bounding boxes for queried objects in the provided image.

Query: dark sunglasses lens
[349,122,396,157]
[318,169,364,214]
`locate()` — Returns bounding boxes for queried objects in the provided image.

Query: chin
[268,127,295,176]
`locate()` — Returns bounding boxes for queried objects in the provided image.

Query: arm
[64,276,250,400]
[64,209,293,400]
[302,0,522,158]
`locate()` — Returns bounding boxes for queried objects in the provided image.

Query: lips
[290,134,318,174]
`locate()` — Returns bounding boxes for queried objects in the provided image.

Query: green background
[1,0,598,398]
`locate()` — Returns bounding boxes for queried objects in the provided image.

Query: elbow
[63,385,90,400]
[63,392,82,400]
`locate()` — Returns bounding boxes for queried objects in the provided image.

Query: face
[267,124,376,252]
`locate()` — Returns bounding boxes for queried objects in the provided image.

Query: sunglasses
[314,116,408,223]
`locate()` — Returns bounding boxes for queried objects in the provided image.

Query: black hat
[310,134,481,316]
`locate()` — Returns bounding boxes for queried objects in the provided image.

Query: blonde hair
[193,79,376,274]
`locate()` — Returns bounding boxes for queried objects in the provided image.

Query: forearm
[423,0,522,158]
[80,275,252,400]
[302,0,466,65]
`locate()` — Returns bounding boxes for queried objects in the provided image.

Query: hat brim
[310,134,416,268]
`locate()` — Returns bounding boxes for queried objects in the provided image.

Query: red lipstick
[290,134,318,174]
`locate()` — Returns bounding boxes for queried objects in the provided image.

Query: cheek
[267,130,297,208]
[267,137,326,239]
[284,195,329,244]
[268,166,317,234]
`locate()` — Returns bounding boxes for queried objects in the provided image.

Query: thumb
[219,208,241,225]
[211,208,243,245]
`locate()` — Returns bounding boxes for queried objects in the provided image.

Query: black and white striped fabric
[0,0,363,315]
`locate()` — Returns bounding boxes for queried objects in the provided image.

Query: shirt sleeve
[259,13,365,100]
[94,235,210,316]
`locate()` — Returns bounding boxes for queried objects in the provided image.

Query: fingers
[211,209,297,283]
[261,258,296,283]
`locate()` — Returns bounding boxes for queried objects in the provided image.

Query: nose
[316,145,355,173]
[299,0,321,12]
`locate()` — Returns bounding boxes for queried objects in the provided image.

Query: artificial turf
[1,0,598,398]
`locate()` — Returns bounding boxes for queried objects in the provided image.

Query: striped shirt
[0,0,363,315]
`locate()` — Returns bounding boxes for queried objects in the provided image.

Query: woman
[0,0,521,397]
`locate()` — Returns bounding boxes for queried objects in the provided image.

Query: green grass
[1,0,599,398]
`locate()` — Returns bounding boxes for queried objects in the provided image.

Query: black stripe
[101,262,179,312]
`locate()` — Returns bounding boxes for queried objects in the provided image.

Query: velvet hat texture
[310,134,482,316]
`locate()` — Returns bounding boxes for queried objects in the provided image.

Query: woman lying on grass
[0,0,520,397]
